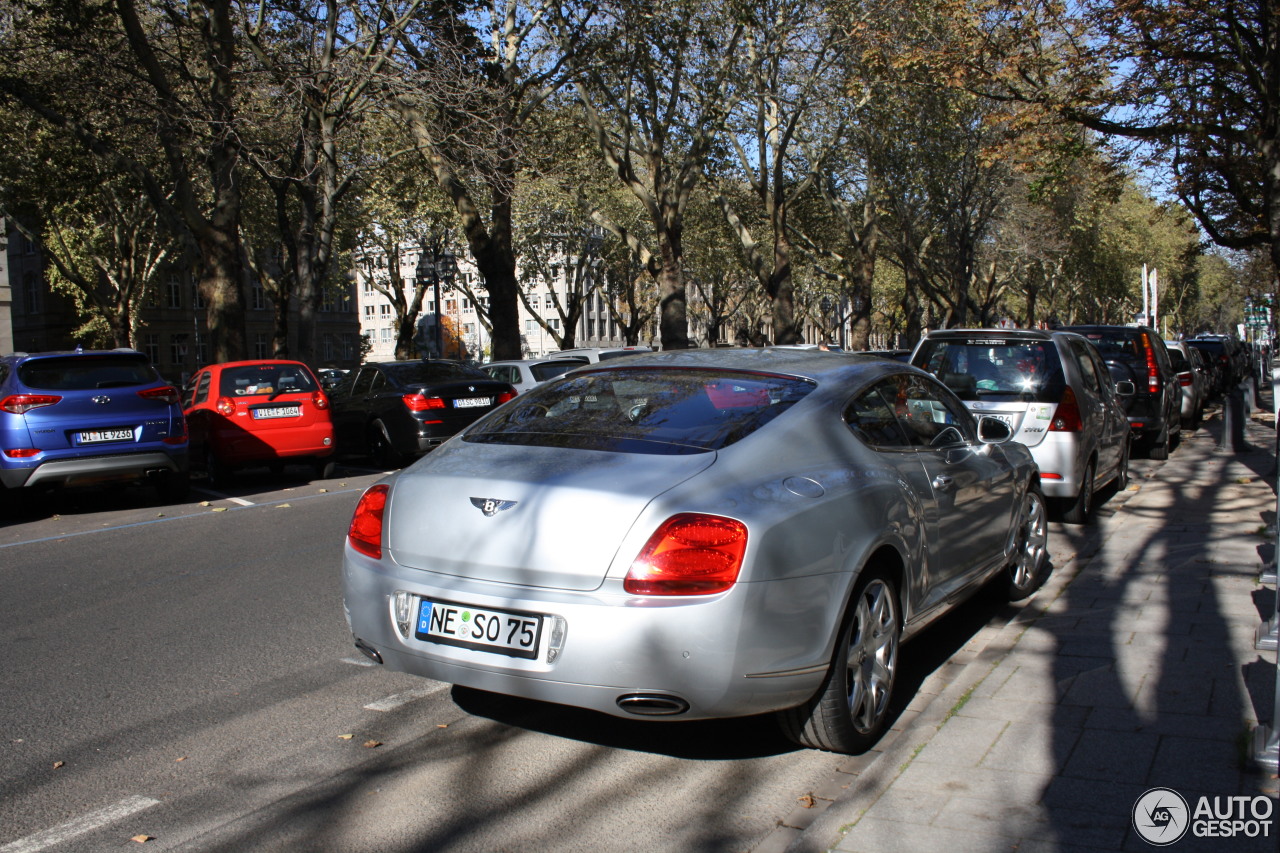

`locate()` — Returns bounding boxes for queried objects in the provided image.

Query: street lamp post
[415,246,457,359]
[438,248,456,358]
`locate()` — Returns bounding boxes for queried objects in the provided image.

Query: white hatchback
[911,329,1132,524]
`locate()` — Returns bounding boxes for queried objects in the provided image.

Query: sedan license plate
[77,428,134,444]
[252,405,301,419]
[453,397,492,408]
[416,599,542,659]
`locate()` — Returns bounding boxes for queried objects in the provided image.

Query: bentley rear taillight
[625,514,748,595]
[348,484,390,559]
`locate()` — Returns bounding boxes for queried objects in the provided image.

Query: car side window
[368,371,386,394]
[192,371,212,406]
[351,368,375,397]
[845,382,913,449]
[1070,341,1101,394]
[892,374,974,448]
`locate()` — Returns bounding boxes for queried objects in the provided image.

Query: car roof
[568,346,920,387]
[919,327,1083,340]
[485,358,587,367]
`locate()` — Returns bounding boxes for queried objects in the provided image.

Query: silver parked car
[1164,341,1208,428]
[481,358,586,393]
[343,348,1049,754]
[912,328,1131,524]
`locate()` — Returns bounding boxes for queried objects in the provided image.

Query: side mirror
[978,416,1013,443]
[1114,380,1136,396]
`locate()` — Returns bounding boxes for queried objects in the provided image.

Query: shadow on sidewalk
[1039,414,1278,850]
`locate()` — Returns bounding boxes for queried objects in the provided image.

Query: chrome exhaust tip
[616,693,690,716]
[354,639,383,665]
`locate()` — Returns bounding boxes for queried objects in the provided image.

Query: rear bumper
[0,450,189,489]
[211,423,335,464]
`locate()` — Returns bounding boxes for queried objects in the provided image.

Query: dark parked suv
[0,348,190,499]
[329,360,516,467]
[1059,325,1182,459]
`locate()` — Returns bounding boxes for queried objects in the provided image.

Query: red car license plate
[252,405,301,419]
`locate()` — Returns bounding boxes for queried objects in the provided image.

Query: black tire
[1060,460,1095,525]
[368,421,405,469]
[268,461,285,477]
[1147,428,1170,461]
[778,568,902,754]
[1005,483,1050,600]
[313,458,338,480]
[1112,437,1130,494]
[155,471,190,503]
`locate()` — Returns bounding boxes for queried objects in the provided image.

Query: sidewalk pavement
[776,403,1280,853]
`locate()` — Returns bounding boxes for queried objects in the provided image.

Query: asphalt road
[0,455,1142,853]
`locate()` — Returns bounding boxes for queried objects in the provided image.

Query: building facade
[354,246,650,363]
[3,223,361,383]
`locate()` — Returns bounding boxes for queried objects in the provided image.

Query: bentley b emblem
[471,497,517,517]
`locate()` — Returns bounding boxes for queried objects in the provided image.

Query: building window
[144,333,160,364]
[323,334,335,361]
[22,271,39,310]
[167,276,182,309]
[588,318,596,338]
[379,304,392,317]
[195,337,208,367]
[193,285,206,310]
[342,334,355,360]
[525,319,536,332]
[427,300,435,313]
[364,305,375,318]
[255,333,269,359]
[251,279,267,311]
[170,334,188,366]
[380,327,392,343]
[462,297,471,311]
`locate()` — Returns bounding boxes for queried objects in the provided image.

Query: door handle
[933,474,955,491]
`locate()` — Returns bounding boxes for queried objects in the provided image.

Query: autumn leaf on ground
[798,794,816,808]
[212,507,228,512]
[52,761,65,769]
[363,740,382,749]
[175,756,187,762]
[131,835,154,843]
[436,724,448,729]
[338,734,354,740]
[276,503,292,508]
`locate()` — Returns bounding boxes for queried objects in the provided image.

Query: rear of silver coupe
[341,349,1048,754]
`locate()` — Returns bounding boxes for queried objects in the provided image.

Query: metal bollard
[1218,382,1249,452]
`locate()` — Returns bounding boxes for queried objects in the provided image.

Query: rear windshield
[18,354,158,390]
[383,362,488,385]
[530,361,582,382]
[464,367,815,454]
[220,363,317,397]
[1071,330,1143,359]
[914,338,1065,403]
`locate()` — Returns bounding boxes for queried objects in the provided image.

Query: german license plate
[252,405,301,419]
[77,428,134,444]
[453,397,492,408]
[416,599,542,659]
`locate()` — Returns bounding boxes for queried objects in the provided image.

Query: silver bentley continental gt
[342,348,1049,754]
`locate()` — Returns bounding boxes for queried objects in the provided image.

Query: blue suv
[0,348,190,500]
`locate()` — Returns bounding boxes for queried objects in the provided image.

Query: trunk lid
[386,442,714,591]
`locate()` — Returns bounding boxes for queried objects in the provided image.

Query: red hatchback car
[183,360,335,485]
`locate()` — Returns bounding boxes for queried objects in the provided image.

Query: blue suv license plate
[76,428,135,444]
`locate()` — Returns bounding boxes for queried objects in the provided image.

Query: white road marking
[364,684,448,712]
[0,795,160,853]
